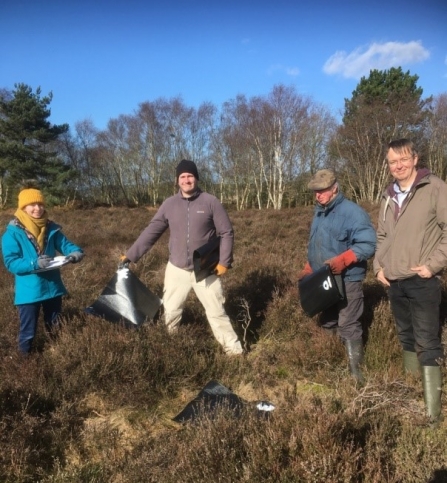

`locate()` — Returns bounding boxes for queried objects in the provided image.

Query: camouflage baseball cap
[307,169,336,190]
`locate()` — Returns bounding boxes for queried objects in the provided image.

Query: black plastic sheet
[85,268,162,327]
[298,265,344,317]
[193,237,221,282]
[173,380,246,423]
[173,380,275,424]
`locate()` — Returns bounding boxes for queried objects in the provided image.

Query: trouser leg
[17,303,40,354]
[193,274,243,354]
[163,262,192,332]
[389,277,443,366]
[389,277,443,424]
[403,350,421,376]
[321,282,365,381]
[337,282,364,342]
[341,284,365,382]
[42,296,63,336]
[319,282,363,341]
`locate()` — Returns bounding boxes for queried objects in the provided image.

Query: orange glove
[298,262,313,281]
[118,255,130,269]
[214,264,228,276]
[325,249,357,275]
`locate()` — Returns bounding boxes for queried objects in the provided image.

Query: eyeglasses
[387,156,414,167]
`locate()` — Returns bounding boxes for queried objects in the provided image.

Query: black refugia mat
[85,268,162,327]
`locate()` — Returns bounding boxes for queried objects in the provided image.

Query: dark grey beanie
[176,159,199,180]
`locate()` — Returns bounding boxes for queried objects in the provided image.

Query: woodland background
[0,67,446,210]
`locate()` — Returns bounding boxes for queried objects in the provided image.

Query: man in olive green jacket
[374,138,447,426]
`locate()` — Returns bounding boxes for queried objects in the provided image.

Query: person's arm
[2,230,40,274]
[416,178,447,275]
[54,228,83,258]
[348,210,377,262]
[212,200,234,268]
[125,207,169,263]
[325,209,376,274]
[373,199,390,285]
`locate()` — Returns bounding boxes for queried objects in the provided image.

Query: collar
[386,167,431,197]
[315,192,344,214]
[177,187,202,201]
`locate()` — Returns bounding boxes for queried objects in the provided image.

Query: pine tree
[0,83,75,206]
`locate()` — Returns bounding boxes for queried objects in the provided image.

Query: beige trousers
[163,262,243,354]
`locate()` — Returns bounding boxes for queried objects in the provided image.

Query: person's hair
[387,139,418,158]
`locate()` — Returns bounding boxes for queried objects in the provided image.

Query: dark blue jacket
[2,220,82,305]
[307,193,376,282]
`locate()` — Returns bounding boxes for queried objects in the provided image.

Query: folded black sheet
[85,268,162,327]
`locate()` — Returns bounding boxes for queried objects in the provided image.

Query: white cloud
[268,63,300,77]
[286,67,300,76]
[323,41,430,79]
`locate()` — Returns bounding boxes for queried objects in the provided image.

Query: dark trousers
[17,296,62,353]
[388,276,442,366]
[319,281,364,341]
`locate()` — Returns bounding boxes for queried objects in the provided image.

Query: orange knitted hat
[18,188,45,210]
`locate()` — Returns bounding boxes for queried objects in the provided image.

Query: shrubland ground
[0,205,446,483]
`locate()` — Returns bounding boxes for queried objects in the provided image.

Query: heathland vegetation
[1,66,447,481]
[0,205,446,482]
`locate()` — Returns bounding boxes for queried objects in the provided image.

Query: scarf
[14,209,49,252]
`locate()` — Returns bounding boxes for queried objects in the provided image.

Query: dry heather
[0,205,446,483]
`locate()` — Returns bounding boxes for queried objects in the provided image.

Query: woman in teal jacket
[2,187,84,354]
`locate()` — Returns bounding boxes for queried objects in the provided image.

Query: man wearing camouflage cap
[298,169,376,382]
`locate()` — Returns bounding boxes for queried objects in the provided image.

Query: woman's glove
[37,255,52,269]
[68,251,84,263]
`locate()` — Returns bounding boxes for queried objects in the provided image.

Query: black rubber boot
[421,365,443,427]
[403,350,420,376]
[345,339,365,384]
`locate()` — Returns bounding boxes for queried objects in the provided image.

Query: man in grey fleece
[121,159,243,355]
[374,138,447,426]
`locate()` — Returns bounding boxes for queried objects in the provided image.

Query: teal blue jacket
[1,220,82,305]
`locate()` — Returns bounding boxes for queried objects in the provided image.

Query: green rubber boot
[403,350,421,376]
[421,365,442,427]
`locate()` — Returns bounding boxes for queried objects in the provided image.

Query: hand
[298,262,313,281]
[118,255,130,269]
[37,255,52,269]
[68,251,84,263]
[411,265,433,279]
[376,268,390,287]
[324,249,357,275]
[214,263,228,276]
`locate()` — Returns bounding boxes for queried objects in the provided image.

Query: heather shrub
[0,206,446,483]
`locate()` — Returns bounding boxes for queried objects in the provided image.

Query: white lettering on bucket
[323,276,332,291]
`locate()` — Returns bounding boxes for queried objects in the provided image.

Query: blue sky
[2,0,446,131]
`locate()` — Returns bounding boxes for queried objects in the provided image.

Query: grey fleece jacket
[373,169,447,280]
[125,189,234,270]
